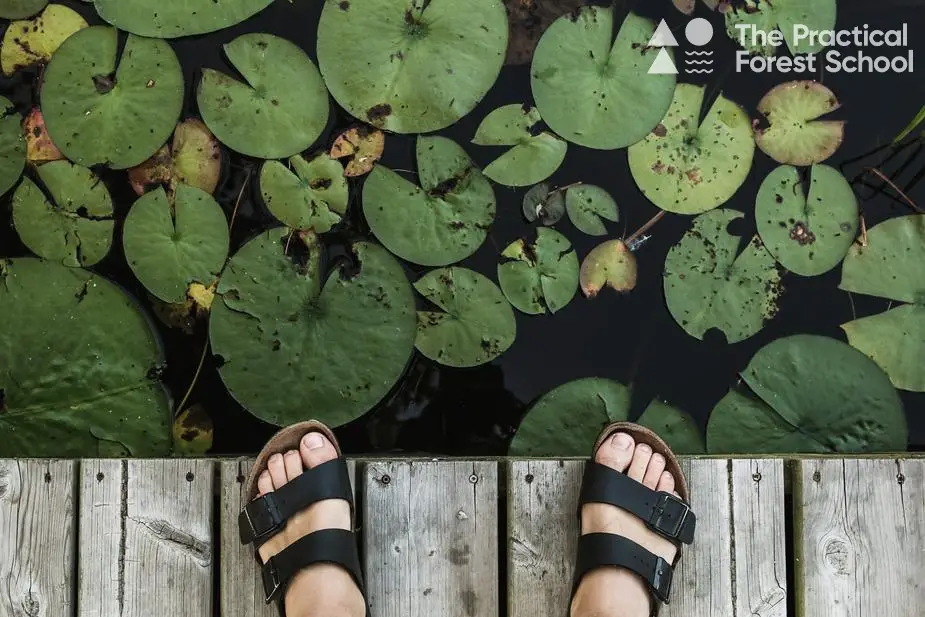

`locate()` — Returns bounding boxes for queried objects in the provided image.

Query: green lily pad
[636,400,705,455]
[123,184,230,305]
[260,154,348,232]
[509,377,631,456]
[580,239,637,298]
[664,209,782,343]
[531,7,676,150]
[472,104,567,187]
[706,335,907,454]
[498,228,579,315]
[93,0,273,38]
[1,4,88,76]
[12,160,114,267]
[0,0,47,19]
[0,258,172,457]
[755,81,844,166]
[628,84,754,214]
[522,181,565,225]
[0,95,24,196]
[756,164,858,276]
[565,184,619,236]
[414,267,516,367]
[363,136,496,266]
[41,26,183,169]
[210,229,417,427]
[842,305,925,392]
[317,0,507,133]
[725,0,837,56]
[198,33,329,159]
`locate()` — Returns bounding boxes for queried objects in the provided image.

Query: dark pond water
[2,0,925,455]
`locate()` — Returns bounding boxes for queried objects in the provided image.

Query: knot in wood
[823,538,852,575]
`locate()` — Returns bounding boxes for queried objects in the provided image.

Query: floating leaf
[0,95,24,196]
[129,119,222,196]
[210,229,417,427]
[498,228,579,315]
[23,108,64,166]
[363,136,495,266]
[472,104,567,187]
[198,33,329,159]
[509,377,631,456]
[260,154,347,233]
[565,184,619,236]
[12,160,113,267]
[0,0,47,20]
[664,209,782,343]
[629,83,754,214]
[580,240,637,298]
[755,81,844,166]
[842,306,925,393]
[636,400,705,454]
[522,181,565,225]
[414,267,516,367]
[725,0,836,56]
[93,0,274,38]
[0,258,172,457]
[0,4,88,76]
[531,7,676,150]
[330,125,384,177]
[172,405,214,456]
[123,184,230,305]
[707,335,906,454]
[756,164,857,276]
[317,0,507,133]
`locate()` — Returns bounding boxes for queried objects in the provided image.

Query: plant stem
[864,166,923,213]
[625,210,666,246]
[175,333,209,418]
[228,169,252,232]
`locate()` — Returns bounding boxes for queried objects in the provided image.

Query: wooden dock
[1,457,923,617]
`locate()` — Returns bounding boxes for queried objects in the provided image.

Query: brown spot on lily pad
[366,103,392,125]
[330,125,385,177]
[653,123,667,137]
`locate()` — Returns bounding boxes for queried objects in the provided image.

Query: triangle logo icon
[649,19,679,47]
[648,48,678,75]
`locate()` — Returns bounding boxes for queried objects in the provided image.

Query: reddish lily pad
[128,119,222,196]
[755,81,844,166]
[580,240,637,298]
[23,108,64,166]
[330,126,385,177]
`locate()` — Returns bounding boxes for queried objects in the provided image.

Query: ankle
[571,569,652,617]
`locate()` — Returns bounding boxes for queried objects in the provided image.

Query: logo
[647,18,715,76]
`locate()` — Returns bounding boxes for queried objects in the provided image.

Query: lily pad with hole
[0,95,24,196]
[522,181,565,225]
[260,154,347,233]
[41,26,183,169]
[210,229,417,427]
[472,104,567,187]
[0,0,47,19]
[706,335,906,453]
[128,119,222,196]
[636,400,705,455]
[755,81,844,166]
[756,164,858,277]
[531,7,676,150]
[664,209,782,343]
[93,0,274,38]
[23,108,64,166]
[12,160,113,267]
[725,0,836,56]
[565,184,619,236]
[330,125,384,177]
[198,33,329,159]
[1,4,88,76]
[628,84,754,215]
[123,184,230,305]
[0,258,172,457]
[414,267,516,367]
[363,136,495,266]
[317,0,507,134]
[580,240,637,298]
[498,228,578,315]
[509,377,631,456]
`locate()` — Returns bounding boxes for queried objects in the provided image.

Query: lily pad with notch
[128,119,222,196]
[636,399,705,455]
[725,0,837,56]
[0,4,88,76]
[755,81,844,166]
[472,104,567,187]
[565,184,619,236]
[0,95,25,196]
[522,181,565,225]
[580,239,637,298]
[93,0,274,38]
[260,153,348,232]
[498,227,578,315]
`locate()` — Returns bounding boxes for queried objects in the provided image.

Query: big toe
[595,432,635,472]
[300,431,339,469]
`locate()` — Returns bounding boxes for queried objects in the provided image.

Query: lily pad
[706,335,907,454]
[0,0,47,19]
[0,258,172,457]
[755,81,844,166]
[123,184,230,305]
[317,0,507,133]
[260,154,348,232]
[12,160,114,267]
[565,184,619,236]
[414,267,516,367]
[498,228,579,315]
[1,4,88,76]
[664,209,782,343]
[522,181,565,225]
[472,104,567,187]
[41,26,183,169]
[93,0,274,38]
[725,0,837,56]
[0,95,24,196]
[172,405,213,456]
[756,164,858,276]
[842,305,925,393]
[509,377,631,456]
[330,125,384,177]
[629,84,754,214]
[128,119,222,196]
[636,400,705,455]
[580,240,637,298]
[363,136,496,266]
[23,107,64,166]
[209,229,417,427]
[531,7,676,150]
[198,33,329,159]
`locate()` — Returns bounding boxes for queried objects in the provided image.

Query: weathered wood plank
[363,461,498,617]
[78,460,214,617]
[0,460,76,617]
[795,459,925,617]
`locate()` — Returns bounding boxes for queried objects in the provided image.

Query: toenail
[303,432,324,450]
[270,454,282,463]
[637,444,651,454]
[613,433,632,450]
[652,453,664,465]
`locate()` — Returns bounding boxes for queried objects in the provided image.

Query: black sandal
[238,420,370,617]
[571,422,697,616]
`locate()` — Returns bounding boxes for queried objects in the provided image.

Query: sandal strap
[579,461,696,544]
[239,458,354,546]
[573,533,674,607]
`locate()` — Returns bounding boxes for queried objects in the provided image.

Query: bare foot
[257,432,366,617]
[571,432,681,617]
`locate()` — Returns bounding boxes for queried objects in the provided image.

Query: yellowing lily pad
[0,95,25,196]
[472,104,567,187]
[580,240,637,298]
[565,184,619,236]
[725,0,836,56]
[260,153,348,232]
[172,405,214,456]
[128,119,222,196]
[93,0,274,38]
[0,4,87,76]
[330,125,385,177]
[755,81,844,166]
[498,228,578,315]
[23,108,64,166]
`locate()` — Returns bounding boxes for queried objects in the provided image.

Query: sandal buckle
[651,556,673,604]
[649,493,690,541]
[240,495,283,544]
[262,558,282,603]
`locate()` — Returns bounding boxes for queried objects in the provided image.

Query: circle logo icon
[685,18,714,47]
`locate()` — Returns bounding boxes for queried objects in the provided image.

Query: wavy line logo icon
[647,18,715,76]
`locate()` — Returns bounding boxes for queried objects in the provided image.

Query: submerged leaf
[498,228,579,315]
[0,95,24,196]
[755,81,844,166]
[522,181,565,225]
[0,4,88,76]
[565,184,619,236]
[330,125,385,177]
[172,405,214,456]
[636,400,705,454]
[473,104,567,187]
[580,240,637,298]
[725,0,836,56]
[23,108,64,166]
[93,0,274,38]
[260,154,348,232]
